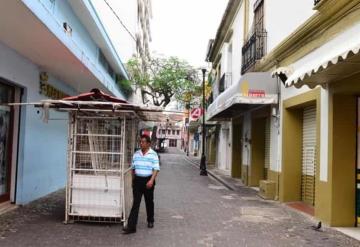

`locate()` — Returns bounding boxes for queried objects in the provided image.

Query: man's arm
[131,153,136,180]
[146,152,160,189]
[146,170,158,189]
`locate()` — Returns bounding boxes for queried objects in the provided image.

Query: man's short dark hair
[140,134,151,143]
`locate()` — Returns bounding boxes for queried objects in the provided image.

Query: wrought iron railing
[219,74,225,93]
[206,92,213,109]
[218,73,232,94]
[241,29,267,74]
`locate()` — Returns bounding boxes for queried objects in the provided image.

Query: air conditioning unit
[259,180,276,200]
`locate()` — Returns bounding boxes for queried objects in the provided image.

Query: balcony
[314,0,321,5]
[241,29,267,74]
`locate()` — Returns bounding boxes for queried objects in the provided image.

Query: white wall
[217,122,231,172]
[231,3,245,85]
[269,110,279,172]
[265,0,315,53]
[245,0,315,54]
[283,83,313,100]
[90,0,138,62]
[242,112,251,166]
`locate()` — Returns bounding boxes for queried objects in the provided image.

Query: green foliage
[115,75,133,97]
[115,74,133,97]
[117,80,133,98]
[126,55,201,107]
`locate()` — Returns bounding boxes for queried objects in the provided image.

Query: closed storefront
[301,106,317,206]
[264,117,271,180]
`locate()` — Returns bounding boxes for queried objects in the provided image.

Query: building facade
[0,0,137,205]
[267,0,360,227]
[206,0,308,181]
[204,0,360,227]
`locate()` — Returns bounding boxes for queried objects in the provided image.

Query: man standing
[123,135,160,234]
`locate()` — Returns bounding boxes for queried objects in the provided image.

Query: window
[172,130,175,135]
[254,0,264,33]
[168,130,171,135]
[162,129,165,134]
[99,50,115,79]
[177,130,180,135]
[254,0,266,60]
[241,0,267,74]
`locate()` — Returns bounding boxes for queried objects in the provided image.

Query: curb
[183,156,236,191]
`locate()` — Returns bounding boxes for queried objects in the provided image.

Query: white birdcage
[65,111,138,225]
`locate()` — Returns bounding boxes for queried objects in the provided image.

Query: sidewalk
[0,150,359,246]
[184,155,360,243]
[184,154,255,195]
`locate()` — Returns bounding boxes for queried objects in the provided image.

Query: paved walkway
[0,149,359,246]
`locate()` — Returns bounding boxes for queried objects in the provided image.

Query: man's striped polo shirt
[132,148,160,177]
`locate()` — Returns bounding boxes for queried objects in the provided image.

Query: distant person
[123,135,160,234]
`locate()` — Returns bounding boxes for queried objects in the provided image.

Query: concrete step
[0,201,17,216]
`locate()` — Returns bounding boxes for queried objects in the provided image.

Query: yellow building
[264,0,360,227]
[205,0,360,227]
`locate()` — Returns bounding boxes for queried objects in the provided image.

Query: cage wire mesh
[65,112,138,225]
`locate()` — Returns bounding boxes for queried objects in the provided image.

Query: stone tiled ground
[0,148,359,246]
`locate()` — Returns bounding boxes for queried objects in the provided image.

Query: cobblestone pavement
[0,148,359,246]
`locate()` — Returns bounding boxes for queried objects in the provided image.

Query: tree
[126,55,201,108]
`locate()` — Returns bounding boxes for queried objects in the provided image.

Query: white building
[206,0,360,227]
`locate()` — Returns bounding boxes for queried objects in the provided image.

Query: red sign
[190,108,203,120]
[248,89,265,97]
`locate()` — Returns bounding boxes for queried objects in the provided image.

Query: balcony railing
[241,29,267,74]
[218,73,232,94]
[206,92,213,109]
[219,74,225,93]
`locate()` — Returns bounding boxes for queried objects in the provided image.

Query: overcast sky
[150,0,228,68]
[94,0,228,68]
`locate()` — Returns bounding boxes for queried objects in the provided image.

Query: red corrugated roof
[62,88,128,103]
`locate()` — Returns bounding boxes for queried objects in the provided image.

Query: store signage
[190,108,203,120]
[240,81,266,97]
[248,89,265,97]
[39,72,69,100]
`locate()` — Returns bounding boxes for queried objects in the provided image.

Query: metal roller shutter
[264,117,271,179]
[302,106,316,205]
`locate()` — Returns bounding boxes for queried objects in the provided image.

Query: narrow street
[0,148,358,247]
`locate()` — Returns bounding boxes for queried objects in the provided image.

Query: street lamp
[186,103,190,156]
[200,68,208,176]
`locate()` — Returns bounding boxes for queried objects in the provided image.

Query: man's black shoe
[122,227,136,234]
[148,222,154,228]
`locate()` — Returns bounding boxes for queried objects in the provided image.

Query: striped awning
[283,21,360,88]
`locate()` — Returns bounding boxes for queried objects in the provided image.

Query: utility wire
[103,0,136,41]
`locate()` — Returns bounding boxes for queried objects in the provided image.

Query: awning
[271,67,293,77]
[284,20,360,88]
[7,89,185,123]
[206,72,278,121]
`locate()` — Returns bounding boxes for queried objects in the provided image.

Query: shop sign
[248,89,265,97]
[39,72,69,100]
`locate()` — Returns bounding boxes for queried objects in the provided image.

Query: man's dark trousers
[127,176,155,230]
